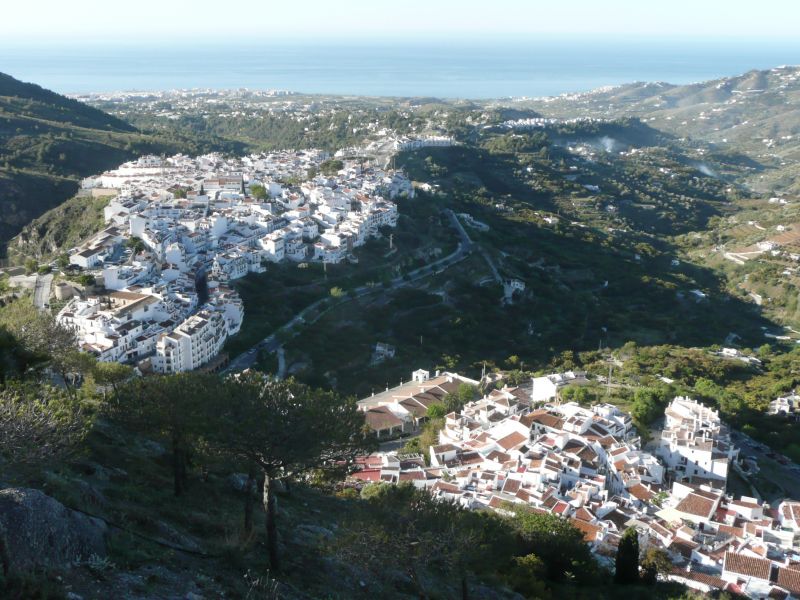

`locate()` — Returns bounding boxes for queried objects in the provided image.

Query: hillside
[512,66,800,194]
[0,72,197,250]
[20,84,783,395]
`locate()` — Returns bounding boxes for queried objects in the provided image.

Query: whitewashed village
[19,141,800,598]
[353,369,800,599]
[55,150,410,372]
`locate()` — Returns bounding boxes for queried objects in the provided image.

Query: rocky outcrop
[0,487,108,575]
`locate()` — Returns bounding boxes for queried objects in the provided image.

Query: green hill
[0,72,191,251]
[512,66,800,194]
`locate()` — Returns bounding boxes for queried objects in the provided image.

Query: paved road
[223,209,474,374]
[730,429,800,501]
[33,273,53,311]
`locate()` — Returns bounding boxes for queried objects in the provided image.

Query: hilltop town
[353,368,800,598]
[54,150,409,372]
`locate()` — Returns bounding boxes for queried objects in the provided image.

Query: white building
[657,397,738,484]
[152,310,228,373]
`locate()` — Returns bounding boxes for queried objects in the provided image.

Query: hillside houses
[350,373,800,599]
[59,150,406,372]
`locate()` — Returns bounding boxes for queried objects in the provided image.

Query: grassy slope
[8,192,113,262]
[0,72,193,250]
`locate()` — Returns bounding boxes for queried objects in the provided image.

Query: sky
[1,0,799,43]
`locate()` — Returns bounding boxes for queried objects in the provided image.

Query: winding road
[223,209,474,374]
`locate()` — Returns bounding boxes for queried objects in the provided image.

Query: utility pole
[607,361,613,397]
[389,233,394,250]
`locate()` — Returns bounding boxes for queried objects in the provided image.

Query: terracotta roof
[520,410,564,430]
[502,478,522,494]
[489,495,507,509]
[364,406,403,431]
[398,398,428,418]
[515,489,531,502]
[670,537,699,559]
[717,523,745,538]
[570,518,601,542]
[723,551,773,581]
[432,481,460,494]
[781,501,800,524]
[776,567,800,595]
[628,483,655,502]
[432,443,458,454]
[349,468,380,481]
[553,501,570,515]
[669,568,726,590]
[676,493,716,518]
[496,430,527,451]
[485,450,511,463]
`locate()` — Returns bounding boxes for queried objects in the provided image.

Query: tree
[0,299,81,393]
[320,159,344,176]
[631,386,669,428]
[615,527,640,584]
[337,484,514,599]
[443,382,479,413]
[55,253,70,269]
[507,553,549,599]
[0,327,44,381]
[250,184,268,200]
[91,361,134,400]
[511,507,596,583]
[109,373,223,497]
[426,403,446,419]
[208,373,373,570]
[126,237,146,254]
[24,259,38,274]
[74,274,96,287]
[641,547,671,584]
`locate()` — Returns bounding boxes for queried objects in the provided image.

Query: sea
[2,38,800,99]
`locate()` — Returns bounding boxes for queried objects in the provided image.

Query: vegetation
[0,71,224,253]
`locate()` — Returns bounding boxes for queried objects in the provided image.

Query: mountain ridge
[0,71,193,251]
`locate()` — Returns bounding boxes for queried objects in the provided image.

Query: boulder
[0,487,108,575]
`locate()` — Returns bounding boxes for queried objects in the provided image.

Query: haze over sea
[3,38,800,99]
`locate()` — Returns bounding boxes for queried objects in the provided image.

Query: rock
[73,479,109,510]
[66,593,84,600]
[185,593,205,600]
[292,524,334,548]
[153,520,202,552]
[0,487,108,575]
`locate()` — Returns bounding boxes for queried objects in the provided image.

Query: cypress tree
[614,527,639,584]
